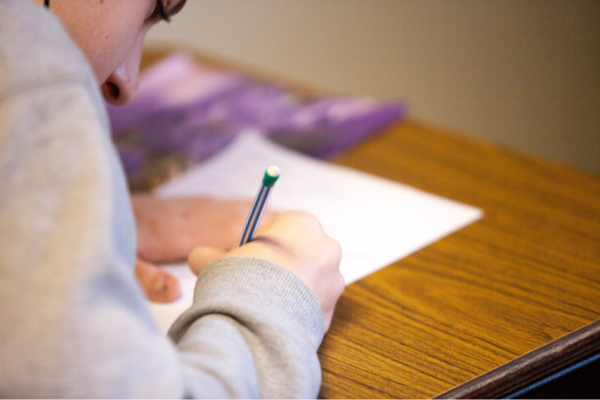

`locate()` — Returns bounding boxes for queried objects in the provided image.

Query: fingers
[188,246,227,275]
[134,258,181,303]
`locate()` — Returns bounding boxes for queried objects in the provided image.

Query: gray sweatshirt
[0,0,323,397]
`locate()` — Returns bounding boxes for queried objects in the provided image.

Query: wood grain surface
[436,319,600,398]
[140,49,600,398]
[322,120,600,398]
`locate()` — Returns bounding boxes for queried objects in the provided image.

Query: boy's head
[35,0,186,106]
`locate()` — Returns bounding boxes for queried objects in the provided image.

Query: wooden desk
[141,49,600,398]
[324,120,600,398]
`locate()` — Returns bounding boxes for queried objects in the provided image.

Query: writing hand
[188,211,345,332]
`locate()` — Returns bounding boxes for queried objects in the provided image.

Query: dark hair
[44,0,49,8]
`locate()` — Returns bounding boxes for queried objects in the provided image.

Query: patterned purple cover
[107,53,406,190]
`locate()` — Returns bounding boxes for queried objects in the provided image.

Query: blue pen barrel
[238,185,273,247]
[237,166,280,247]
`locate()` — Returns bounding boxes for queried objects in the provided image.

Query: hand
[132,194,275,262]
[131,194,275,303]
[188,211,345,332]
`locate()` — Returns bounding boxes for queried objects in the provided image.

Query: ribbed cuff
[168,257,324,349]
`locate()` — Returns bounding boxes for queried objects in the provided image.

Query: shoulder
[0,0,95,98]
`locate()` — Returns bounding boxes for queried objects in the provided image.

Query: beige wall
[146,0,600,174]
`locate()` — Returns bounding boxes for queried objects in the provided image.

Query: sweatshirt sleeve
[170,257,324,398]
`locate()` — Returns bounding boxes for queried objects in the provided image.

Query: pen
[238,165,280,247]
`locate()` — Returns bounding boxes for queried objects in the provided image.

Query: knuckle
[283,211,322,229]
[282,210,308,219]
[326,237,342,263]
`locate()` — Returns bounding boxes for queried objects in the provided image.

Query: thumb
[135,258,181,303]
[188,246,228,275]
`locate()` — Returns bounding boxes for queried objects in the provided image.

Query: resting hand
[188,211,345,332]
[132,194,275,262]
[131,194,275,303]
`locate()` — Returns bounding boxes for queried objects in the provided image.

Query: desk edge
[435,319,600,399]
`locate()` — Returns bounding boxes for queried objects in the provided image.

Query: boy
[0,0,344,397]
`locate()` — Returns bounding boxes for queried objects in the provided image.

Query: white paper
[148,133,483,332]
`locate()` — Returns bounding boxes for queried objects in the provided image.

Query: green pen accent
[262,165,280,187]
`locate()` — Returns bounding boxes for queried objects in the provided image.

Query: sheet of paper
[148,133,483,333]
